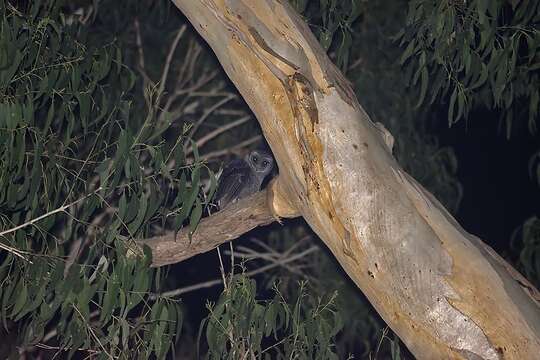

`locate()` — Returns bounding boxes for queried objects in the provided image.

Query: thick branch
[138,183,283,267]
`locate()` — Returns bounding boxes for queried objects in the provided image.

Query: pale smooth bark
[167,0,540,358]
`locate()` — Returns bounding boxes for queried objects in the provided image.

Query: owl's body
[214,150,274,210]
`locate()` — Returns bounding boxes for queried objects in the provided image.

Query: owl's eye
[252,156,258,163]
[262,160,269,167]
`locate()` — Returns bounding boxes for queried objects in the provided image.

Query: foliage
[0,1,208,357]
[253,226,406,359]
[290,0,366,69]
[396,0,540,135]
[511,216,540,287]
[202,275,343,360]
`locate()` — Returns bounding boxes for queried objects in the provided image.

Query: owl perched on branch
[214,150,274,210]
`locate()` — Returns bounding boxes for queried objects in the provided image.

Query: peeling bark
[163,0,540,358]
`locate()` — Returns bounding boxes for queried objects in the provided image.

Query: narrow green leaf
[100,272,120,323]
[175,304,183,342]
[189,198,202,236]
[399,40,416,65]
[128,193,148,234]
[415,67,429,108]
[10,282,28,318]
[448,87,457,126]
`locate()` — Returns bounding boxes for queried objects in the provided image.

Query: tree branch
[137,185,281,267]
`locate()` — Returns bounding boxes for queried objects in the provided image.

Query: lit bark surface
[167,0,540,358]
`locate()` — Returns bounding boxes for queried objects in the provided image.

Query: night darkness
[437,109,539,256]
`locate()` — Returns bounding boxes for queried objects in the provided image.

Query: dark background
[436,110,539,255]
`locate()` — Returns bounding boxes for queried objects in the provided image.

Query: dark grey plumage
[214,150,274,209]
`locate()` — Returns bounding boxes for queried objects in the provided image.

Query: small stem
[0,188,101,238]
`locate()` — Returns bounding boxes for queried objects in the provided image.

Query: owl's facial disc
[248,151,273,174]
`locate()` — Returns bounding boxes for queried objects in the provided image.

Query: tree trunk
[168,1,540,358]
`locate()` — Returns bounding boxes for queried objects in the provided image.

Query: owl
[214,150,274,210]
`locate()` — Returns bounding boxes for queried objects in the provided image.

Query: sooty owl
[214,150,274,210]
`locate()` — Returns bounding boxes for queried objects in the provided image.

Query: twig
[134,18,151,85]
[0,241,29,262]
[177,40,202,88]
[229,241,235,278]
[159,70,220,122]
[200,135,262,161]
[232,247,278,262]
[154,246,318,299]
[346,55,364,73]
[187,115,252,154]
[189,91,236,97]
[72,305,113,359]
[63,208,115,278]
[185,94,236,142]
[0,188,101,238]
[214,109,248,116]
[158,25,188,99]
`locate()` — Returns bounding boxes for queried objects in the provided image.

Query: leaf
[76,92,91,132]
[42,100,55,135]
[124,194,140,224]
[477,0,488,25]
[89,256,108,284]
[456,90,465,121]
[14,130,26,173]
[145,185,163,224]
[127,271,148,312]
[171,144,185,178]
[189,197,203,237]
[71,65,81,91]
[100,272,120,323]
[0,50,22,88]
[175,304,183,342]
[128,193,148,234]
[448,87,457,126]
[22,95,34,125]
[265,302,278,337]
[470,63,488,90]
[207,168,218,204]
[5,102,20,129]
[121,318,130,348]
[116,46,123,75]
[463,46,471,75]
[399,40,417,65]
[174,166,200,232]
[191,140,200,163]
[415,67,429,108]
[10,282,28,318]
[64,111,75,143]
[319,30,333,51]
[336,29,351,69]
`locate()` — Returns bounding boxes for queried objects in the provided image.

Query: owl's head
[246,150,274,176]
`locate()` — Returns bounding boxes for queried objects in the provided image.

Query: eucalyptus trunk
[164,1,540,358]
